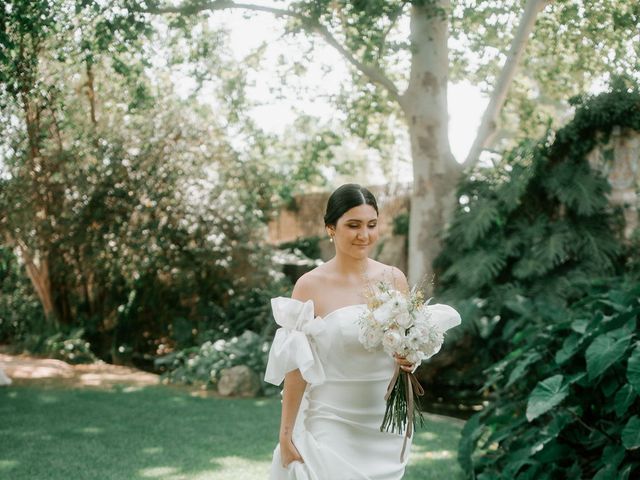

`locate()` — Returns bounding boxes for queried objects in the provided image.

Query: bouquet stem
[381,365,425,462]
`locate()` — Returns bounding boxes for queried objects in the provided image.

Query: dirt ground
[0,351,160,389]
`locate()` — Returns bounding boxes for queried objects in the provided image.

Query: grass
[0,384,465,479]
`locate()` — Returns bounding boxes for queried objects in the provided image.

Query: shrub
[279,236,323,260]
[155,330,276,395]
[41,328,98,364]
[392,212,409,236]
[459,274,640,479]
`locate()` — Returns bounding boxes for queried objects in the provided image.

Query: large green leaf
[585,333,631,381]
[555,334,582,365]
[592,444,625,480]
[614,384,637,418]
[621,416,640,450]
[506,352,542,388]
[627,343,640,394]
[526,375,569,422]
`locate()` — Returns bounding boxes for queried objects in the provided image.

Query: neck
[332,252,370,277]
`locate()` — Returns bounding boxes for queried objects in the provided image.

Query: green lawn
[0,384,464,479]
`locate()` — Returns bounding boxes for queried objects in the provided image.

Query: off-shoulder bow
[424,303,461,332]
[264,297,326,386]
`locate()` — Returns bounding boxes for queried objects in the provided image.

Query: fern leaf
[461,198,502,247]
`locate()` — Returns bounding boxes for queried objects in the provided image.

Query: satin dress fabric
[264,296,462,480]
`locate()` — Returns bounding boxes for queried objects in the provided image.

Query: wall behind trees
[267,183,411,244]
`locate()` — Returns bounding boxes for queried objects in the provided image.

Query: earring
[329,235,334,243]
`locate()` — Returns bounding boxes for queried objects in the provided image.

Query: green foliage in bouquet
[433,79,640,388]
[459,274,640,479]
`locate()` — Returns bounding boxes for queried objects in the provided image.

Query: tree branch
[464,0,550,167]
[377,3,407,61]
[141,1,401,103]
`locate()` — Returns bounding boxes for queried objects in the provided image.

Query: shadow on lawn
[0,385,465,479]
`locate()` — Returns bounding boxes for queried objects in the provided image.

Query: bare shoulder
[291,266,328,302]
[369,260,409,293]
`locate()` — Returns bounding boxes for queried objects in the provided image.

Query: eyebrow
[345,218,378,223]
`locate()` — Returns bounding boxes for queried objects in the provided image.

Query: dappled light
[0,460,19,471]
[139,466,181,478]
[79,426,103,435]
[0,353,159,390]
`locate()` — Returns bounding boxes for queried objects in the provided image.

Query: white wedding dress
[264,296,462,480]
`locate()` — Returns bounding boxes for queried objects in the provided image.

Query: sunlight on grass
[142,447,164,455]
[0,460,18,471]
[414,431,437,442]
[139,466,180,477]
[79,426,103,434]
[121,385,147,393]
[36,393,61,404]
[206,456,272,480]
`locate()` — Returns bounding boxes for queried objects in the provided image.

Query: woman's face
[328,204,379,258]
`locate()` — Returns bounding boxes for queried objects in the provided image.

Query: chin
[352,247,371,257]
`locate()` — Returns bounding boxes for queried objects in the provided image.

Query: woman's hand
[280,438,304,468]
[394,354,417,373]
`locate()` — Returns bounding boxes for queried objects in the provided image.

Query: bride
[265,183,461,480]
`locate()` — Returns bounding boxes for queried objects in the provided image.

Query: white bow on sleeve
[264,297,326,386]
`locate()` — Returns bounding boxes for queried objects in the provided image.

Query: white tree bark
[464,0,549,166]
[400,1,463,290]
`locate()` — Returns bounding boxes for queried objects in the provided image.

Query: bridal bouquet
[358,281,459,460]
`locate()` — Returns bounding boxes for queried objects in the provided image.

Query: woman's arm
[278,369,307,466]
[278,274,314,466]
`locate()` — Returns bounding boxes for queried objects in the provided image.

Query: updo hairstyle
[324,184,379,227]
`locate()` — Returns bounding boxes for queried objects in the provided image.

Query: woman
[264,184,460,479]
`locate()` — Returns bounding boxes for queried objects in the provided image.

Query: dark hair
[324,183,379,227]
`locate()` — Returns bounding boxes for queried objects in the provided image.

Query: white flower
[420,328,445,359]
[372,301,396,326]
[359,326,384,351]
[395,310,413,329]
[382,328,405,355]
[406,327,423,351]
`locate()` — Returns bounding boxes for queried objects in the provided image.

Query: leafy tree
[0,0,292,362]
[133,0,640,288]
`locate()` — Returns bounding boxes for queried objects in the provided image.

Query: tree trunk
[16,240,57,322]
[401,2,463,291]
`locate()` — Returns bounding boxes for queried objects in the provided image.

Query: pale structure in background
[588,128,640,240]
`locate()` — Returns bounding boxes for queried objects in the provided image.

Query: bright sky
[188,8,488,182]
